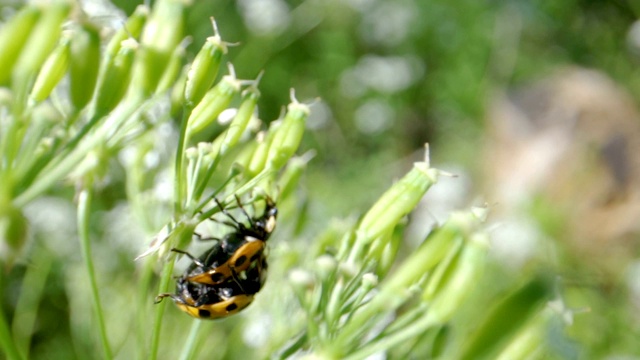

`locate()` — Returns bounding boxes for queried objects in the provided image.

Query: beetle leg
[170,248,206,268]
[234,194,256,228]
[213,197,241,224]
[194,232,221,242]
[155,293,180,304]
[229,267,247,294]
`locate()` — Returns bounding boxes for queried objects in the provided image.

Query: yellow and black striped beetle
[155,196,277,319]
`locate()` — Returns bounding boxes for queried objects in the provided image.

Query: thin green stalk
[136,259,155,360]
[191,153,221,203]
[11,245,53,358]
[192,170,238,215]
[272,331,308,360]
[0,82,32,170]
[0,305,23,360]
[179,320,203,360]
[60,113,103,155]
[77,189,113,360]
[174,105,193,215]
[149,254,178,360]
[342,313,440,360]
[14,100,141,207]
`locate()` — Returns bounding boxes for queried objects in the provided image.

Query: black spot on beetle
[235,255,247,267]
[210,272,225,283]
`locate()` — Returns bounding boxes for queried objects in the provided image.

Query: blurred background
[3,0,640,358]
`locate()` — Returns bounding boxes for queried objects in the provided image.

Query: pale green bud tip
[362,273,378,288]
[205,35,228,55]
[105,5,148,57]
[289,269,315,288]
[185,147,198,159]
[339,262,359,278]
[264,95,310,170]
[287,89,312,118]
[120,38,139,50]
[207,16,229,53]
[197,142,213,153]
[30,36,70,102]
[471,206,489,222]
[447,209,487,235]
[315,255,338,278]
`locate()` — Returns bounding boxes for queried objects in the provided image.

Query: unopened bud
[184,20,228,105]
[187,74,241,135]
[30,36,70,103]
[68,23,100,110]
[0,5,40,84]
[266,97,309,170]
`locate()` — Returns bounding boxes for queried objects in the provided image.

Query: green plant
[0,1,565,359]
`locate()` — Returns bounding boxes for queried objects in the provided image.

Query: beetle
[155,196,276,319]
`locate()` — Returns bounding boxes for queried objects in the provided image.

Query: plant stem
[149,254,177,360]
[136,259,155,360]
[14,100,142,207]
[174,105,193,216]
[0,305,23,360]
[77,189,113,360]
[179,320,203,360]
[342,313,439,360]
[11,245,53,358]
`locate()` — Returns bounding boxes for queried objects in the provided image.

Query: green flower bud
[232,140,258,175]
[357,158,438,243]
[361,273,379,290]
[13,2,70,81]
[68,23,101,111]
[132,0,185,97]
[29,36,70,103]
[140,0,184,57]
[421,240,463,302]
[186,73,241,136]
[156,43,185,94]
[220,87,260,154]
[184,21,228,106]
[130,45,168,98]
[496,312,549,360]
[170,65,188,116]
[335,208,486,351]
[376,225,403,277]
[278,155,309,201]
[266,99,309,171]
[315,254,338,281]
[105,5,149,58]
[289,268,316,307]
[0,5,40,84]
[458,275,553,360]
[184,146,198,160]
[247,126,278,178]
[380,211,475,294]
[93,39,137,115]
[425,234,487,322]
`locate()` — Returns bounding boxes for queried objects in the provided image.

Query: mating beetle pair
[155,196,277,319]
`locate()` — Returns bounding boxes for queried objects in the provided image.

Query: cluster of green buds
[281,146,554,359]
[0,1,310,359]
